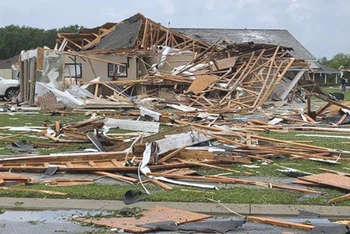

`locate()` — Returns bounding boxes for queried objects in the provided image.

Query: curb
[0,198,349,218]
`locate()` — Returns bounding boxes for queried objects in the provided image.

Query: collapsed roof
[55,13,316,61]
[175,28,315,61]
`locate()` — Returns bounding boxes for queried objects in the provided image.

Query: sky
[0,0,348,59]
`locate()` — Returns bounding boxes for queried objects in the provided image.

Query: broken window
[64,63,82,78]
[108,63,127,78]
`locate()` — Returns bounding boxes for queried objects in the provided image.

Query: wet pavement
[0,209,347,234]
[0,210,97,234]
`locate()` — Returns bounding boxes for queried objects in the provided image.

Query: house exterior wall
[142,54,195,75]
[64,54,137,82]
[62,53,195,82]
[0,69,13,79]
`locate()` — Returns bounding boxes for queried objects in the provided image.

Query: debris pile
[2,12,350,233]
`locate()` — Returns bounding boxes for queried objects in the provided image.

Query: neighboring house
[0,55,19,79]
[309,61,340,84]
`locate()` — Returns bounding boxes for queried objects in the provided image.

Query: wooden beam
[247,216,314,231]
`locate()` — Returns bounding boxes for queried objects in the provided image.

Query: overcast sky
[0,0,348,59]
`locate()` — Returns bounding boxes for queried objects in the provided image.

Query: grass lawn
[2,184,349,206]
[323,87,350,101]
[0,109,349,205]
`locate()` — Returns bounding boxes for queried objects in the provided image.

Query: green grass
[0,112,89,155]
[261,131,350,151]
[323,87,350,101]
[1,183,349,206]
[0,111,350,205]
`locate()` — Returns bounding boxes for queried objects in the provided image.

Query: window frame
[64,63,82,78]
[107,63,128,78]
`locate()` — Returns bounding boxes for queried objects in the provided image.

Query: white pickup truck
[0,77,19,100]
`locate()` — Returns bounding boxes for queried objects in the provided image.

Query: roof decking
[175,28,315,60]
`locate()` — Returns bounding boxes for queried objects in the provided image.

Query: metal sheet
[104,118,159,133]
[156,131,212,155]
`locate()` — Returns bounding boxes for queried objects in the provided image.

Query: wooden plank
[292,179,324,187]
[299,173,350,191]
[247,216,314,231]
[0,187,66,195]
[93,171,137,183]
[328,193,350,204]
[179,150,215,160]
[0,172,29,182]
[337,113,348,125]
[180,160,242,174]
[149,179,173,190]
[319,168,350,177]
[36,47,44,71]
[158,146,186,163]
[46,180,94,187]
[55,121,61,133]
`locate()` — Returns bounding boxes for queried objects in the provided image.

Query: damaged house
[18,13,322,111]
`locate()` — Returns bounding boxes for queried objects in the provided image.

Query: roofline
[174,28,288,31]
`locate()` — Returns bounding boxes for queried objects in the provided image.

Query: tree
[318,53,350,70]
[0,24,84,60]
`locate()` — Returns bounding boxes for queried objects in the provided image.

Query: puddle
[0,209,107,223]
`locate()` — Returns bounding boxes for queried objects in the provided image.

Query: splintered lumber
[148,173,320,194]
[0,159,189,173]
[179,160,243,174]
[249,135,329,151]
[0,152,129,163]
[318,168,350,177]
[93,171,138,184]
[74,206,211,233]
[163,168,197,176]
[299,173,350,191]
[328,193,350,204]
[66,117,105,129]
[158,146,186,163]
[0,187,66,195]
[149,179,173,190]
[46,179,94,187]
[0,172,30,182]
[292,179,324,187]
[178,150,216,160]
[247,216,314,231]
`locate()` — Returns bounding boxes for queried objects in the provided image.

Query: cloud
[157,0,176,15]
[284,0,318,23]
[205,0,215,10]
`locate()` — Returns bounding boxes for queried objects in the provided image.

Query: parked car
[0,77,19,100]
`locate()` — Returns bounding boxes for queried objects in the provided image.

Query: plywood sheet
[75,206,211,233]
[211,56,237,71]
[186,75,218,94]
[299,173,350,190]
